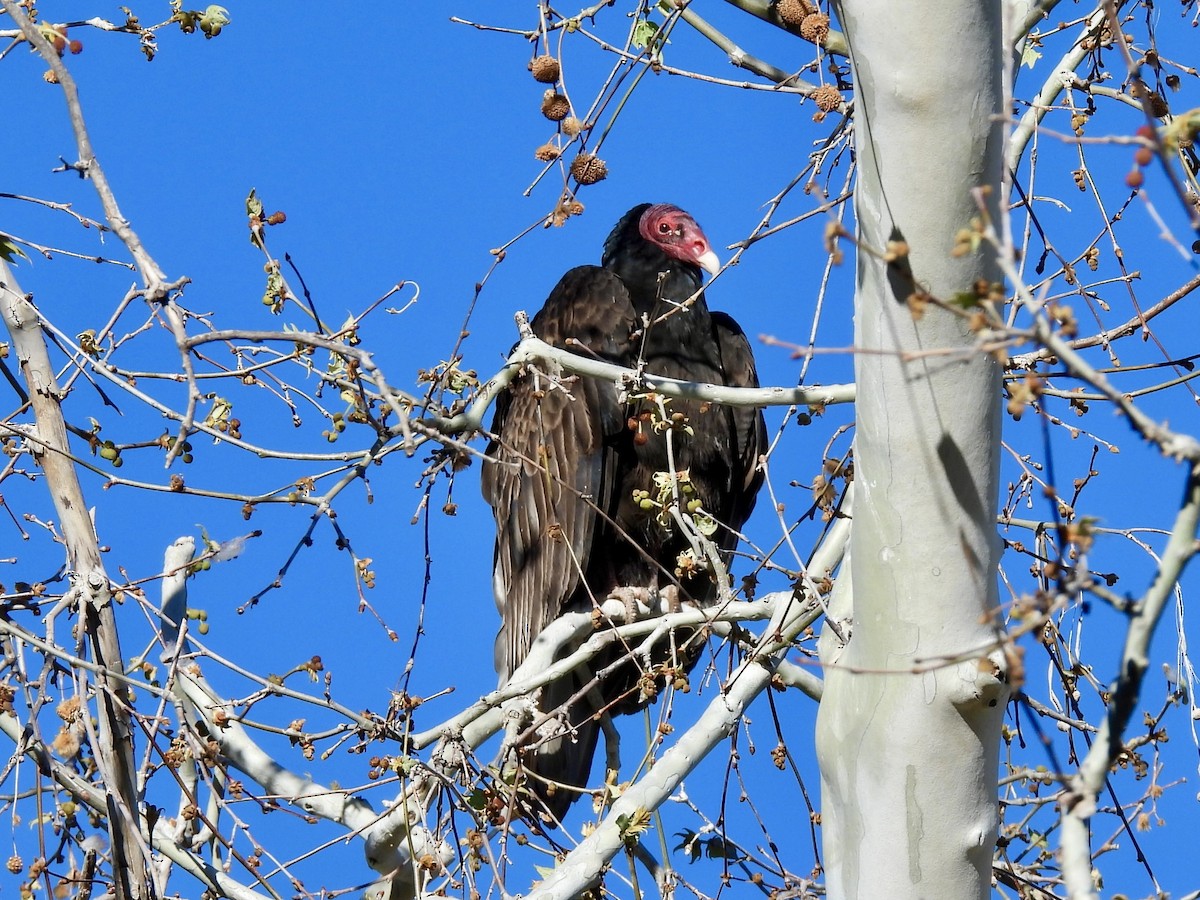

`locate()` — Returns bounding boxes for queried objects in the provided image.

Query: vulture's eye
[658,221,671,234]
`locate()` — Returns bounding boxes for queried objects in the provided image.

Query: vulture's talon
[661,584,684,614]
[609,586,653,622]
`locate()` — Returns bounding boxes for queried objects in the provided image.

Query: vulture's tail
[522,665,602,823]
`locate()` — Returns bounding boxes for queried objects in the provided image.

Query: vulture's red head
[637,204,720,276]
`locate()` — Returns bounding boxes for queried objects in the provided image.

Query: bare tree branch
[1,260,149,898]
[524,512,849,898]
[1059,462,1200,897]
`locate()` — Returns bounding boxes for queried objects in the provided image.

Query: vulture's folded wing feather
[711,310,768,550]
[482,266,637,680]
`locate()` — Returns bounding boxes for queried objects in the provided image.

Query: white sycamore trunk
[815,2,1010,898]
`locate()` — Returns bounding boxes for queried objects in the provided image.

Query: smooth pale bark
[815,3,1010,898]
[1,261,151,900]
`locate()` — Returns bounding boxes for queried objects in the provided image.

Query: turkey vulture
[481,203,765,820]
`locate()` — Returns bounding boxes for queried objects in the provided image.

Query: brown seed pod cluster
[570,153,608,185]
[776,0,814,28]
[1080,19,1116,51]
[45,24,84,55]
[1131,81,1170,118]
[812,84,843,113]
[530,54,561,84]
[534,142,561,162]
[800,12,831,44]
[550,196,585,227]
[541,89,570,122]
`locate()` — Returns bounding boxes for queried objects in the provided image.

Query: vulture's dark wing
[482,266,640,817]
[482,266,638,681]
[711,311,767,551]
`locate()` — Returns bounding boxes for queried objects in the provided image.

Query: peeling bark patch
[906,765,923,882]
[921,670,937,704]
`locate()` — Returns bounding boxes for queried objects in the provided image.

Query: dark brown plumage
[481,203,765,820]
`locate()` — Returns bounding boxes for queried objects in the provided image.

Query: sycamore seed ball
[800,13,831,44]
[530,54,561,83]
[540,90,570,122]
[570,153,608,185]
[776,0,812,28]
[812,84,843,112]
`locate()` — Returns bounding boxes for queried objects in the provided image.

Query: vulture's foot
[608,586,653,622]
[599,710,621,774]
[660,584,683,614]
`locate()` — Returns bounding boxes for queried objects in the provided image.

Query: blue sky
[4,3,1200,897]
